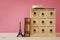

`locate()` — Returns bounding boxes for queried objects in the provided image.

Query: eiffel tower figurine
[17,22,24,37]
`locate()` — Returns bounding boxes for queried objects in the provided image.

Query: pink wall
[0,0,60,33]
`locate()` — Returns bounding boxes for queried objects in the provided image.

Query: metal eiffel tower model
[17,22,24,37]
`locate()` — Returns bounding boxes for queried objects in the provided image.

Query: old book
[24,18,31,37]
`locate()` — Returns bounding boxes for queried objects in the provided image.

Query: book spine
[24,18,31,37]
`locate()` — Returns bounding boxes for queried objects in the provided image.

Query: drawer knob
[50,12,53,15]
[50,29,53,32]
[33,21,36,23]
[34,12,36,15]
[50,21,52,24]
[42,29,44,32]
[42,13,44,16]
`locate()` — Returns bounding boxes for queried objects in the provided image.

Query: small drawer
[30,9,39,18]
[30,26,39,35]
[46,27,56,37]
[38,27,47,37]
[39,27,47,33]
[39,19,46,26]
[47,9,56,18]
[47,19,55,26]
[31,18,39,26]
[46,27,55,33]
[39,9,47,18]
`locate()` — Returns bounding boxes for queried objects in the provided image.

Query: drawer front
[39,19,46,27]
[31,18,39,26]
[39,9,47,18]
[47,19,55,26]
[38,27,47,37]
[47,9,55,18]
[30,9,39,18]
[46,27,56,37]
[39,27,47,33]
[30,26,39,36]
[46,27,55,33]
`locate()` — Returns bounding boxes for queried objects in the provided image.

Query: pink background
[0,0,60,33]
